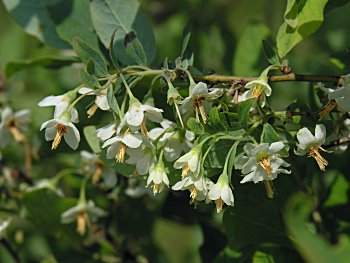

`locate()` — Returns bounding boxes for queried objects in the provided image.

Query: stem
[0,239,22,263]
[22,137,32,178]
[193,73,341,84]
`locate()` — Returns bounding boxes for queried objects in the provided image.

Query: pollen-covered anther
[190,185,197,200]
[116,141,127,163]
[181,164,190,178]
[7,120,24,142]
[198,101,208,123]
[259,157,272,176]
[309,146,329,171]
[151,183,163,195]
[252,84,264,98]
[77,211,87,235]
[215,198,224,213]
[263,180,274,199]
[92,161,104,184]
[52,124,68,150]
[140,119,148,136]
[87,103,99,118]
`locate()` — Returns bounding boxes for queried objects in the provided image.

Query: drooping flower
[295,124,330,171]
[118,97,163,136]
[239,142,291,198]
[149,119,195,162]
[78,87,110,118]
[38,90,79,122]
[174,144,202,178]
[40,111,80,150]
[61,200,106,235]
[146,158,169,195]
[102,132,143,163]
[0,107,31,147]
[208,173,234,213]
[180,82,222,123]
[172,174,214,204]
[242,78,272,107]
[126,141,156,175]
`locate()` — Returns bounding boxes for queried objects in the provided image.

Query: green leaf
[107,85,120,115]
[323,172,349,207]
[208,107,227,132]
[325,0,350,12]
[262,40,281,65]
[227,140,240,179]
[238,98,255,130]
[90,0,156,65]
[5,56,79,77]
[187,117,205,135]
[83,125,101,154]
[285,194,350,263]
[73,37,108,77]
[233,22,270,76]
[2,0,69,49]
[260,123,281,144]
[48,0,99,51]
[123,31,147,65]
[181,19,192,58]
[223,183,291,250]
[79,68,99,89]
[276,0,328,58]
[205,140,232,169]
[284,0,299,29]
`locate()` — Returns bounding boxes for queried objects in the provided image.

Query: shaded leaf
[187,117,205,135]
[262,40,281,65]
[80,68,99,89]
[238,99,255,130]
[107,85,120,115]
[124,31,147,65]
[284,0,299,29]
[83,125,101,154]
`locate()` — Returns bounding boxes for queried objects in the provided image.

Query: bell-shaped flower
[180,82,221,123]
[118,97,163,136]
[208,173,234,213]
[38,90,79,123]
[78,87,110,118]
[96,123,116,142]
[149,120,195,162]
[40,111,80,150]
[0,219,11,239]
[102,132,143,163]
[0,107,31,147]
[240,142,291,198]
[243,78,272,107]
[174,144,202,178]
[61,200,106,235]
[295,124,330,171]
[146,158,169,195]
[126,141,156,175]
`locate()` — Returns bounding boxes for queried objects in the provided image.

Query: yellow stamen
[259,157,272,176]
[151,183,163,195]
[309,146,329,171]
[252,84,265,98]
[215,198,223,213]
[77,211,87,235]
[182,164,190,178]
[263,180,274,198]
[198,102,208,123]
[233,89,239,105]
[8,124,24,142]
[116,141,127,163]
[190,186,197,200]
[92,161,104,184]
[52,124,68,150]
[140,119,148,136]
[194,103,200,123]
[87,103,99,118]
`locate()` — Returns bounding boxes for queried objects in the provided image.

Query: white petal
[40,119,58,130]
[314,124,326,145]
[269,142,285,154]
[53,102,69,118]
[38,95,63,107]
[102,136,121,148]
[106,143,119,159]
[78,87,94,94]
[127,103,144,127]
[96,95,110,110]
[145,111,163,123]
[164,139,183,162]
[70,108,79,123]
[45,126,56,141]
[96,124,115,141]
[14,109,31,122]
[221,185,234,206]
[122,133,143,148]
[148,127,165,141]
[240,170,255,184]
[296,127,315,149]
[190,82,208,97]
[208,183,222,200]
[64,124,80,150]
[242,157,258,174]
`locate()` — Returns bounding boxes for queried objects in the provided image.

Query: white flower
[172,174,214,203]
[180,82,221,123]
[118,98,163,136]
[174,144,202,178]
[102,132,143,163]
[149,120,195,162]
[61,200,106,235]
[295,124,330,171]
[79,87,109,118]
[126,141,156,175]
[240,142,290,198]
[242,78,272,107]
[146,159,169,195]
[0,219,11,239]
[208,173,234,213]
[0,107,31,147]
[38,91,79,122]
[40,112,80,150]
[26,179,64,196]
